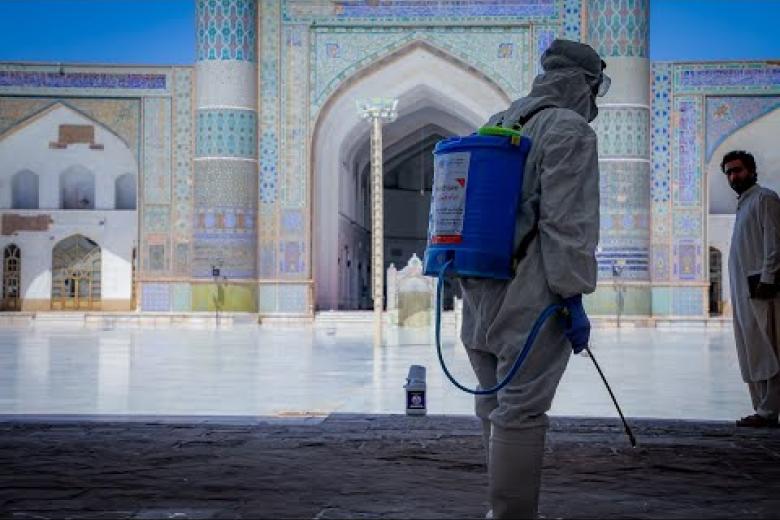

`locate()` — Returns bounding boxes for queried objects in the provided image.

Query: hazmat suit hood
[488,39,605,126]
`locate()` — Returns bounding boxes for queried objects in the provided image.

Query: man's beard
[730,175,757,195]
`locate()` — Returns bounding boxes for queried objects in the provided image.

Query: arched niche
[11,169,39,209]
[115,173,137,210]
[60,165,96,210]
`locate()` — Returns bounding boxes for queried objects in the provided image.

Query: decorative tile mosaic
[143,98,172,205]
[277,284,309,313]
[192,234,257,278]
[652,202,670,238]
[671,286,704,316]
[259,0,281,205]
[281,209,305,235]
[194,206,255,233]
[283,0,559,23]
[705,96,780,160]
[148,244,167,272]
[194,161,258,207]
[674,63,780,95]
[586,0,648,58]
[596,247,649,280]
[174,242,190,275]
[561,0,582,41]
[673,208,702,238]
[196,0,257,62]
[143,205,171,234]
[172,68,194,272]
[279,240,305,275]
[672,96,702,207]
[651,62,672,203]
[592,107,650,158]
[0,70,166,90]
[258,240,276,278]
[310,27,531,112]
[673,240,701,281]
[535,27,557,76]
[281,24,309,209]
[651,243,670,281]
[196,109,257,158]
[599,161,651,235]
[141,283,171,312]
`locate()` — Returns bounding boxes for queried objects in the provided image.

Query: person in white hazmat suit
[459,39,608,519]
[722,150,780,429]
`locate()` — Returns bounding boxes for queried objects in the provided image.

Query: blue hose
[435,260,563,395]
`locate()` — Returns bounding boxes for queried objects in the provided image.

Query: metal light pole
[357,98,398,347]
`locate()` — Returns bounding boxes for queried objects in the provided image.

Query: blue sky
[0,0,778,64]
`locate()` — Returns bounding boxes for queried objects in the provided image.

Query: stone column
[586,0,651,317]
[193,0,258,309]
[358,98,398,346]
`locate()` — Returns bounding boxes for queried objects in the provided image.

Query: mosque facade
[0,0,778,319]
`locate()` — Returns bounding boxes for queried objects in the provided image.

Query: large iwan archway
[311,41,511,310]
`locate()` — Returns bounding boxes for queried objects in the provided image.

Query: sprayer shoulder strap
[509,104,557,130]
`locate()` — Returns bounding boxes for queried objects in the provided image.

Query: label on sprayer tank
[431,151,470,244]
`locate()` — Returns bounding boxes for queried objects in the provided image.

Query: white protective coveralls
[729,183,780,420]
[459,40,602,519]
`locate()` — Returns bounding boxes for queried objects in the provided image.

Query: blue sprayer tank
[423,127,532,280]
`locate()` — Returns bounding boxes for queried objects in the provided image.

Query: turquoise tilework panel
[143,97,172,205]
[258,284,277,314]
[141,283,171,312]
[310,26,531,112]
[584,285,651,316]
[651,62,672,203]
[561,0,582,41]
[278,284,309,314]
[259,0,280,205]
[535,26,557,76]
[281,24,309,209]
[586,0,648,58]
[196,109,257,158]
[143,205,171,234]
[194,161,258,208]
[672,96,702,207]
[651,287,672,316]
[172,68,194,273]
[172,283,192,312]
[592,107,650,158]
[673,63,780,95]
[283,0,559,23]
[671,286,705,316]
[197,0,257,62]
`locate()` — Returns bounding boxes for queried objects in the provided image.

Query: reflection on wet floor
[0,323,749,421]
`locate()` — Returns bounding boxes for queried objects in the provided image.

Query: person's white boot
[488,424,546,520]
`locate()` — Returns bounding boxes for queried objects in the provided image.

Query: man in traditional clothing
[724,150,780,428]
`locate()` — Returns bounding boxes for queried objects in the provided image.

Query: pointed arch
[311,41,512,310]
[51,234,101,310]
[2,244,21,311]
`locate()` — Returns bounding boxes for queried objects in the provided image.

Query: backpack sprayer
[422,124,636,448]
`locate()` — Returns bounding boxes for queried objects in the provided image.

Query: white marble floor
[0,322,751,421]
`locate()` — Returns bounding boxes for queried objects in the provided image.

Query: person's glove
[562,295,590,354]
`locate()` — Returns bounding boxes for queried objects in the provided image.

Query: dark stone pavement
[1,414,779,519]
